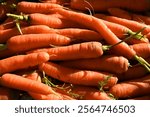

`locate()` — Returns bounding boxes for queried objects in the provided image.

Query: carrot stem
[15,20,23,35]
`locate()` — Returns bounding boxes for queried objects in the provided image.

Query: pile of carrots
[0,0,150,100]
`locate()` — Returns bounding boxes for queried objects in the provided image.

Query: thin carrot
[7,13,82,29]
[130,43,150,59]
[27,41,109,61]
[0,73,56,95]
[107,8,132,20]
[60,55,129,74]
[16,1,63,14]
[0,52,49,75]
[70,0,150,12]
[7,33,71,52]
[39,62,118,88]
[95,14,150,35]
[53,8,150,71]
[109,75,150,99]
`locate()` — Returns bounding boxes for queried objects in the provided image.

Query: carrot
[60,55,129,74]
[109,75,150,99]
[0,73,56,95]
[117,58,150,81]
[7,34,71,52]
[0,52,49,75]
[39,62,118,88]
[7,13,82,29]
[130,43,150,59]
[41,0,70,5]
[107,8,132,20]
[54,8,150,71]
[0,25,56,43]
[146,32,150,40]
[16,1,63,14]
[27,42,109,61]
[70,0,150,12]
[95,14,150,35]
[132,14,150,25]
[56,28,103,42]
[0,20,16,30]
[54,84,113,100]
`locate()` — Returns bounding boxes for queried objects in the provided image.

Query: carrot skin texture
[39,62,118,88]
[0,73,55,95]
[7,34,71,52]
[0,52,49,75]
[109,75,150,99]
[60,55,129,74]
[17,1,63,14]
[27,42,104,61]
[0,25,55,43]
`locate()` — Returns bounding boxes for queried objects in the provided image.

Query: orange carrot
[17,1,63,14]
[146,32,150,40]
[95,14,150,35]
[27,42,107,61]
[0,20,16,30]
[70,0,150,12]
[41,0,70,5]
[117,58,150,81]
[7,34,71,52]
[60,55,129,74]
[39,62,118,88]
[107,8,132,20]
[0,25,56,43]
[0,73,56,95]
[7,13,82,29]
[130,43,150,59]
[0,52,49,75]
[109,75,150,99]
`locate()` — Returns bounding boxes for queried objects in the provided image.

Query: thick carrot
[107,8,132,20]
[55,84,113,100]
[0,73,56,95]
[0,25,56,43]
[59,55,129,74]
[27,42,108,61]
[17,1,63,14]
[95,14,150,35]
[130,43,150,59]
[117,58,150,81]
[7,13,82,29]
[0,52,49,75]
[109,75,150,99]
[39,62,118,88]
[70,0,150,12]
[7,34,71,52]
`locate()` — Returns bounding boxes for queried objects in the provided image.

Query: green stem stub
[6,13,29,21]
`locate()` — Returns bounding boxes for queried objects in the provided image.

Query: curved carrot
[107,8,132,20]
[17,1,62,14]
[0,73,56,95]
[0,52,49,75]
[109,75,150,99]
[7,34,71,52]
[39,62,118,88]
[60,55,129,74]
[95,14,150,35]
[0,25,55,43]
